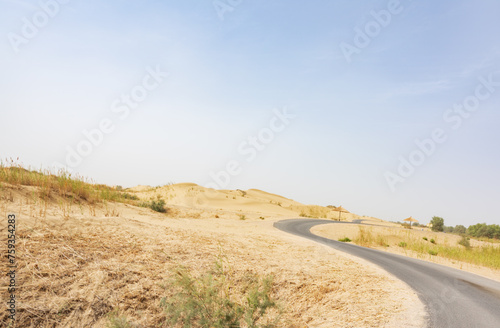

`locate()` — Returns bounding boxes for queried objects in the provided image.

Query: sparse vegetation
[0,160,137,205]
[239,214,246,220]
[377,235,389,247]
[107,311,136,328]
[347,226,500,269]
[293,205,331,219]
[120,192,139,201]
[161,259,280,328]
[141,196,168,213]
[338,237,352,242]
[458,236,471,249]
[401,222,412,229]
[354,227,374,247]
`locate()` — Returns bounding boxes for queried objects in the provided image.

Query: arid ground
[0,181,430,327]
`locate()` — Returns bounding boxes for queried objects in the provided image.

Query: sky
[1,0,499,227]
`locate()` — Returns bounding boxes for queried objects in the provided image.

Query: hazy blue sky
[1,0,499,227]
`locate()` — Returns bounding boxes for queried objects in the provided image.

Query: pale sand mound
[0,185,425,328]
[127,183,368,221]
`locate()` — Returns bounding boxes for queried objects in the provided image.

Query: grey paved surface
[274,219,500,328]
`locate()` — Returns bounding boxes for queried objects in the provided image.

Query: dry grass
[351,226,500,270]
[0,160,138,206]
[0,204,283,327]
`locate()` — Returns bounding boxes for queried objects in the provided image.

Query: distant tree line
[430,216,500,240]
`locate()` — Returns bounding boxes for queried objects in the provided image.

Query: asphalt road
[274,219,500,328]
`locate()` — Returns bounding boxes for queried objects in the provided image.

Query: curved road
[274,219,500,328]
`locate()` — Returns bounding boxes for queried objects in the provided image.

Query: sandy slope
[0,184,425,327]
[128,183,364,221]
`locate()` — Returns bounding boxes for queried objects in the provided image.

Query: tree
[454,225,467,235]
[430,216,444,232]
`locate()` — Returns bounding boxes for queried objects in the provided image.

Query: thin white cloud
[458,49,500,78]
[378,79,453,101]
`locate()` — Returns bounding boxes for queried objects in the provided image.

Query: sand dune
[127,183,365,220]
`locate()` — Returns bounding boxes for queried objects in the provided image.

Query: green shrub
[430,239,436,244]
[338,237,352,242]
[239,214,246,220]
[458,236,471,249]
[428,250,438,256]
[161,260,280,328]
[140,197,167,213]
[398,242,407,248]
[120,192,139,201]
[150,198,167,213]
[423,237,428,241]
[259,217,265,220]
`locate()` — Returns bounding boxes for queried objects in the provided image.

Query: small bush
[338,237,352,242]
[161,259,280,328]
[120,192,139,201]
[141,197,167,213]
[423,237,428,241]
[428,250,438,256]
[259,217,265,220]
[398,242,407,248]
[458,236,471,249]
[430,239,436,244]
[150,198,167,213]
[354,227,374,247]
[239,214,246,220]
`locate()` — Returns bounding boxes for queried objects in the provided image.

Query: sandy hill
[127,183,362,220]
